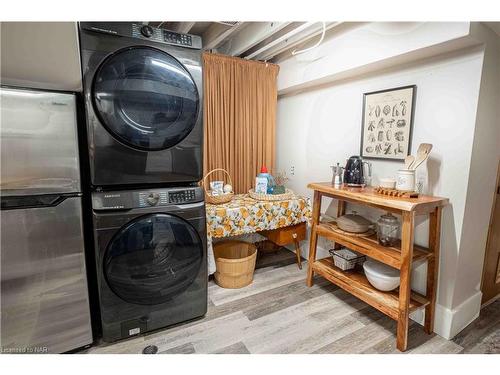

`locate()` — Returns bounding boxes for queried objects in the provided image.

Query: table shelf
[306,182,447,351]
[312,258,429,320]
[317,222,433,269]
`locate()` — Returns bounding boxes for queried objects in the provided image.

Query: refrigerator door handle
[0,192,82,210]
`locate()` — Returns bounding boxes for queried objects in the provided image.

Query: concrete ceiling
[149,21,344,62]
[485,22,500,38]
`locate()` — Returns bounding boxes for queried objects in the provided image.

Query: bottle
[255,166,275,194]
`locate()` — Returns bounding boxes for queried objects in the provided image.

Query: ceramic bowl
[336,212,372,233]
[363,259,400,291]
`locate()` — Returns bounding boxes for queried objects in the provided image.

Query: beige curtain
[202,53,280,194]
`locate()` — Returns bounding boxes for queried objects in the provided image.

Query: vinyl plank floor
[208,262,306,306]
[313,315,397,354]
[459,321,500,354]
[362,322,435,354]
[212,342,250,354]
[242,290,367,354]
[160,342,196,354]
[85,250,500,354]
[407,335,463,354]
[452,299,500,352]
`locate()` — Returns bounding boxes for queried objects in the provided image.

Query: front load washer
[79,22,203,188]
[92,186,207,342]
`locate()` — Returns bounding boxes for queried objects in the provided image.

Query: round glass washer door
[104,213,203,305]
[92,47,199,151]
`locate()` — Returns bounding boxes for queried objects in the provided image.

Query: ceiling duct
[216,21,241,27]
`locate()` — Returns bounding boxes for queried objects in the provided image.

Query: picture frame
[360,85,416,161]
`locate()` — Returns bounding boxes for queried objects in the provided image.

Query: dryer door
[92,47,199,151]
[103,213,203,305]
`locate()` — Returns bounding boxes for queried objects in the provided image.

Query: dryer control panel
[168,189,197,204]
[80,22,202,49]
[92,187,203,210]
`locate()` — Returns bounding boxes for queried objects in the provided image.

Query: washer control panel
[92,187,203,210]
[168,189,197,204]
[138,191,168,207]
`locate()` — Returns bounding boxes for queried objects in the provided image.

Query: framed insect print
[360,85,416,160]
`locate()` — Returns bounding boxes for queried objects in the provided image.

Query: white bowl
[363,259,400,291]
[379,178,396,189]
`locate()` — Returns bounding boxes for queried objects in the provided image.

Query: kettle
[330,163,344,186]
[343,156,372,187]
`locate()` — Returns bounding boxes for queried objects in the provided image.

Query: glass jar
[377,213,399,247]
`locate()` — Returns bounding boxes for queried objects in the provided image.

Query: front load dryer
[79,22,203,188]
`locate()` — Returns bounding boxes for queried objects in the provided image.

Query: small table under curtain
[206,193,312,274]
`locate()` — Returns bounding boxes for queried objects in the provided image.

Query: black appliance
[344,155,368,187]
[79,22,203,188]
[92,186,207,342]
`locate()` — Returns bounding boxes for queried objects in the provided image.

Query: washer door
[104,213,203,305]
[92,47,199,151]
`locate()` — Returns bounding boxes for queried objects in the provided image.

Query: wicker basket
[329,248,366,271]
[248,188,294,201]
[213,241,257,289]
[202,168,234,204]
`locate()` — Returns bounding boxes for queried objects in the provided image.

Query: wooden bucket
[213,241,257,289]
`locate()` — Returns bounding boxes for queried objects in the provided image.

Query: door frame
[480,159,500,306]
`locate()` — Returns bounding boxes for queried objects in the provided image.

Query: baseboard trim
[432,291,483,339]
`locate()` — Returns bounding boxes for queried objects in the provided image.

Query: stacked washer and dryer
[79,22,207,342]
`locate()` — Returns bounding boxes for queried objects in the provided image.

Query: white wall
[452,23,500,315]
[277,22,476,95]
[276,22,499,339]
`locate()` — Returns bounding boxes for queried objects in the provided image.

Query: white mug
[396,170,416,192]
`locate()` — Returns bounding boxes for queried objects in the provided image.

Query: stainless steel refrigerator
[0,87,93,353]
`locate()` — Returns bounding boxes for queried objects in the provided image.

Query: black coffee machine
[343,156,371,187]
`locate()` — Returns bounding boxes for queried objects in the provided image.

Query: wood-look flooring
[83,249,500,354]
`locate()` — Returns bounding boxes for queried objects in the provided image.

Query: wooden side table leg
[424,206,442,334]
[307,191,322,287]
[334,200,346,250]
[292,234,302,269]
[397,211,415,352]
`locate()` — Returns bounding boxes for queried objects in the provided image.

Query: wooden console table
[306,182,448,351]
[261,222,307,269]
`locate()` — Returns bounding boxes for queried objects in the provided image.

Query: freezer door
[0,87,80,196]
[1,196,93,353]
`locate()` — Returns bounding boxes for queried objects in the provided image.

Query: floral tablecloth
[206,193,312,274]
[206,193,312,238]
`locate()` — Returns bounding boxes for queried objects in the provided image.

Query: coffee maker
[343,156,372,187]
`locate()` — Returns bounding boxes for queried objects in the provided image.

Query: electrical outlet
[290,165,295,176]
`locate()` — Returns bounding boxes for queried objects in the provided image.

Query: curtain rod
[203,52,279,68]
